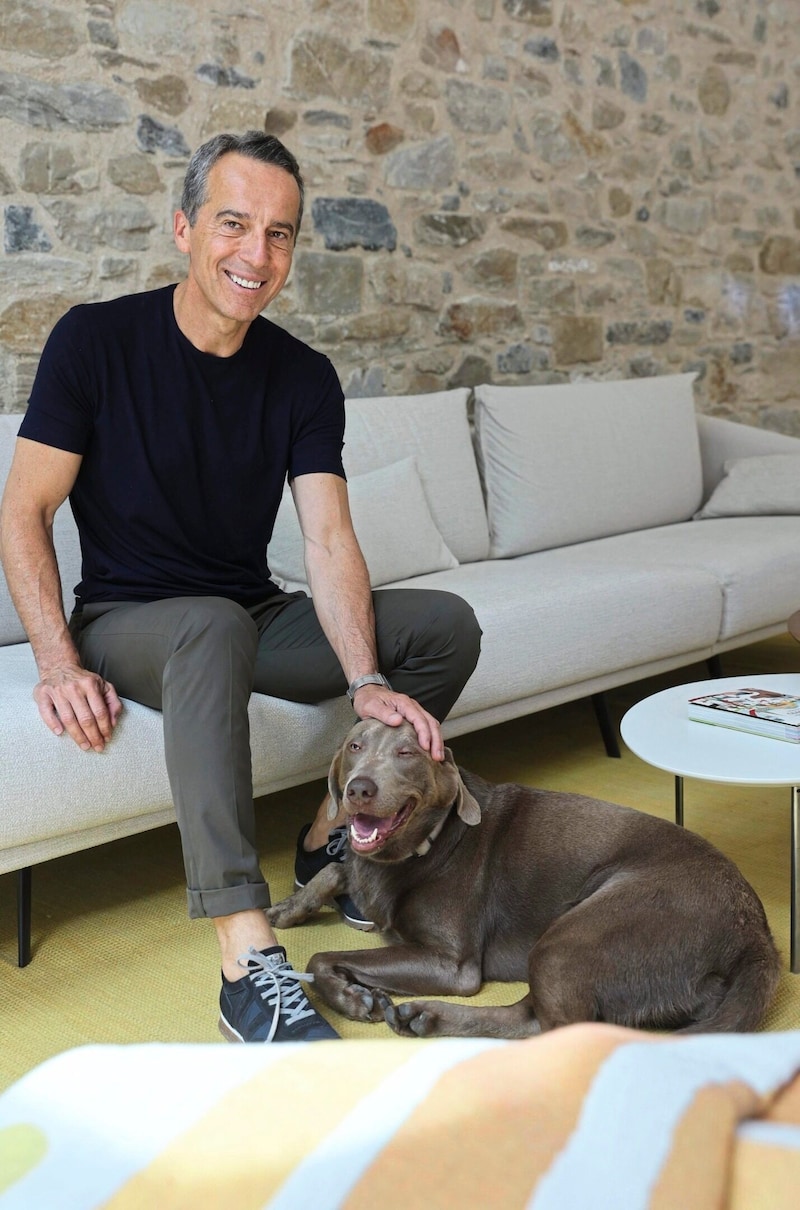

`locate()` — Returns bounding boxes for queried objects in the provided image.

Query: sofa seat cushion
[0,644,352,872]
[382,552,722,720]
[564,516,800,641]
[474,374,703,558]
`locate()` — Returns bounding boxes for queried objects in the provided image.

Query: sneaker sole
[293,878,376,932]
[218,1014,246,1043]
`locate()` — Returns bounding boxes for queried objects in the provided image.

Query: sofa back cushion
[268,455,459,589]
[341,389,490,564]
[0,413,85,646]
[474,373,703,558]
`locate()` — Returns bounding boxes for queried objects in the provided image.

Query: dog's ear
[327,747,344,821]
[455,772,481,826]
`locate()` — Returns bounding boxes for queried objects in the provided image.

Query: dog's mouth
[349,799,415,854]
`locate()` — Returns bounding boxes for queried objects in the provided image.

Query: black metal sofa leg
[707,654,722,678]
[591,692,621,758]
[17,867,32,967]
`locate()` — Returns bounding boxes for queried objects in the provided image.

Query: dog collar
[414,799,456,857]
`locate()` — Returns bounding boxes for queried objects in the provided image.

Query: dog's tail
[676,944,782,1034]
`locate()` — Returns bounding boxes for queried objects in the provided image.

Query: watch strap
[346,673,391,703]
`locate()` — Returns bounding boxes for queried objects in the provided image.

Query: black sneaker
[219,946,340,1043]
[294,823,375,931]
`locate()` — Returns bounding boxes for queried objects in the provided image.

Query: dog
[267,719,780,1038]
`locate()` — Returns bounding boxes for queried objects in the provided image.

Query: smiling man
[0,132,481,1044]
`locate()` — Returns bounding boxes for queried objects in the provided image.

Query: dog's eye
[348,741,362,752]
[397,747,413,757]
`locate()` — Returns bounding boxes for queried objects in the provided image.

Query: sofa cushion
[342,389,490,564]
[268,456,459,589]
[474,374,703,558]
[694,453,800,519]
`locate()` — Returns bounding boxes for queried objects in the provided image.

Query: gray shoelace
[325,825,348,859]
[239,947,318,1043]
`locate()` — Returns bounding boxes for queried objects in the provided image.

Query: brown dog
[267,719,780,1037]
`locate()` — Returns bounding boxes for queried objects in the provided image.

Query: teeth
[351,823,379,845]
[228,272,263,290]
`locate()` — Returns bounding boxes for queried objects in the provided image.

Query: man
[0,131,481,1043]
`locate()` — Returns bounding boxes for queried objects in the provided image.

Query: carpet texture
[2,634,799,1091]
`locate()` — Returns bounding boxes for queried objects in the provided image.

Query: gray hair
[180,130,305,233]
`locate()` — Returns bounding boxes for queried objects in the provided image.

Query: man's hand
[351,684,444,761]
[34,664,123,753]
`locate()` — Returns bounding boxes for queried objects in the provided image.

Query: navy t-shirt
[20,285,346,607]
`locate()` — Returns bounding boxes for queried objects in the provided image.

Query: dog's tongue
[350,812,396,847]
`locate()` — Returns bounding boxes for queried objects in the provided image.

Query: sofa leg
[17,867,32,968]
[591,693,621,758]
[707,654,722,678]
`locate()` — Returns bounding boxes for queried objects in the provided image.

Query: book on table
[688,687,800,744]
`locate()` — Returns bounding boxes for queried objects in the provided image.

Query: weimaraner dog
[267,719,780,1038]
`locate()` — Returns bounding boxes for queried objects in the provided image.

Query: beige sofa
[3,372,800,964]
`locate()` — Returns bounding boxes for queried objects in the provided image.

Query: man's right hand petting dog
[267,719,780,1038]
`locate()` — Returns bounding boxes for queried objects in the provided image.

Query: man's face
[173,152,301,335]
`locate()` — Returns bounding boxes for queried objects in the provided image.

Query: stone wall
[1,0,799,431]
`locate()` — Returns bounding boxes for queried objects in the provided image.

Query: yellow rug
[2,634,799,1092]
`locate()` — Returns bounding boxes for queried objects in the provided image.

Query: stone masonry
[1,0,799,432]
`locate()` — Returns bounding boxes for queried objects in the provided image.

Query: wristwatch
[346,673,392,703]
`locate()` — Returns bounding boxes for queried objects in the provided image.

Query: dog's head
[327,718,481,863]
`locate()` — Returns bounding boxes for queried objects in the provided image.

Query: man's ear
[173,209,191,254]
[327,748,344,821]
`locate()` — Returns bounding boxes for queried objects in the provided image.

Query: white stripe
[265,1037,505,1210]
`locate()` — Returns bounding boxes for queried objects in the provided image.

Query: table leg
[674,775,684,827]
[792,787,799,975]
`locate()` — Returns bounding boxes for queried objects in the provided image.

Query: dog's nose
[346,776,378,805]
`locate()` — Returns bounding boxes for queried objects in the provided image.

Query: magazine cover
[688,687,800,743]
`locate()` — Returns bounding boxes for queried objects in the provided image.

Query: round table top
[620,673,800,786]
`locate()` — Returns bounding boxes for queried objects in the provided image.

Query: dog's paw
[265,898,304,929]
[340,982,393,1023]
[384,1000,440,1038]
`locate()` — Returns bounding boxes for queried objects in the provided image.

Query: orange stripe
[343,1024,632,1210]
[103,1041,423,1210]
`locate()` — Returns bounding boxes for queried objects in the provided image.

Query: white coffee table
[621,673,800,973]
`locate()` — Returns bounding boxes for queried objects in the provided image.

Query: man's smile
[226,271,265,290]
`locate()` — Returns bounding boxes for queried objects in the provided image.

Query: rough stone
[552,316,603,364]
[421,25,464,72]
[524,277,576,315]
[0,72,129,131]
[108,154,164,196]
[661,196,712,236]
[0,0,80,59]
[439,297,523,341]
[311,198,396,252]
[698,65,730,116]
[0,253,90,293]
[445,80,510,134]
[447,354,494,389]
[117,1,196,57]
[0,294,73,353]
[619,51,648,103]
[646,258,682,305]
[134,76,190,117]
[415,213,485,247]
[593,98,626,130]
[502,0,552,24]
[608,186,632,216]
[500,217,567,250]
[43,198,156,253]
[4,205,52,253]
[136,116,191,158]
[19,143,83,195]
[384,134,456,191]
[264,108,297,136]
[195,64,256,90]
[367,0,416,38]
[289,31,390,109]
[759,236,800,275]
[606,320,673,345]
[365,123,404,155]
[369,260,442,311]
[294,251,363,315]
[460,248,518,291]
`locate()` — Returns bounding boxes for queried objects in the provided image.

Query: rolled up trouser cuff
[187,881,271,920]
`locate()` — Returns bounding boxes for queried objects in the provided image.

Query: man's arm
[0,436,122,752]
[291,472,444,759]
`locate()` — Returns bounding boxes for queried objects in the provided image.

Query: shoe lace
[325,825,348,859]
[239,947,318,1043]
